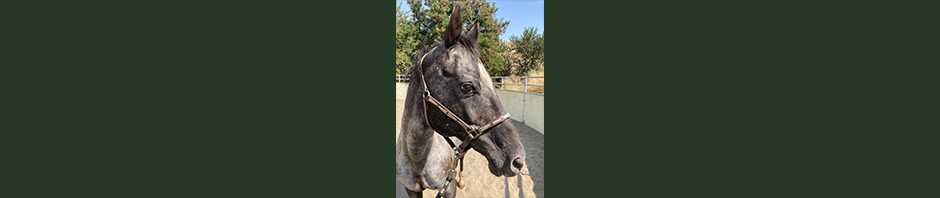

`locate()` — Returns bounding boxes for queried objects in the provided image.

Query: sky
[397,0,544,42]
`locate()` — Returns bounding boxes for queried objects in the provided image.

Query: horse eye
[461,84,474,92]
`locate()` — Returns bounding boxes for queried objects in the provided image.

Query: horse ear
[466,21,480,43]
[442,2,463,48]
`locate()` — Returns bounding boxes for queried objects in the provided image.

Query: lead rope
[435,151,461,198]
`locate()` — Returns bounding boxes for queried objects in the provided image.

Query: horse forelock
[450,35,480,57]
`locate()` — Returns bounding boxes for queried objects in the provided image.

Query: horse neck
[403,116,446,174]
[403,77,438,162]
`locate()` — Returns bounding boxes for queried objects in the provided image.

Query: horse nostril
[512,157,524,172]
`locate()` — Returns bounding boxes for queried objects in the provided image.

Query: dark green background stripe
[548,1,934,197]
[6,1,389,197]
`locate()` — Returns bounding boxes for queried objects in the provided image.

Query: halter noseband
[416,46,511,198]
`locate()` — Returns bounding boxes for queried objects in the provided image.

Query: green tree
[405,0,511,77]
[396,2,421,74]
[509,27,544,76]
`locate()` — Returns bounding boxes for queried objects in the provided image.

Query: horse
[396,2,527,198]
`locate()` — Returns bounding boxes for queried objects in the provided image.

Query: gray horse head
[411,4,526,177]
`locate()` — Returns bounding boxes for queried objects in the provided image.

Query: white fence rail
[396,74,410,83]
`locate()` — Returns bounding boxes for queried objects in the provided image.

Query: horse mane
[405,34,480,76]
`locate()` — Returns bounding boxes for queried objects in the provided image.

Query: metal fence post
[522,77,527,123]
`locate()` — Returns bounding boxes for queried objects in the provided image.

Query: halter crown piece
[416,46,512,198]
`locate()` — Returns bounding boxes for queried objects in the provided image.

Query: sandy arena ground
[397,99,544,198]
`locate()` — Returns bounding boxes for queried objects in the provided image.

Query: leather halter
[416,46,511,198]
[416,46,511,154]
